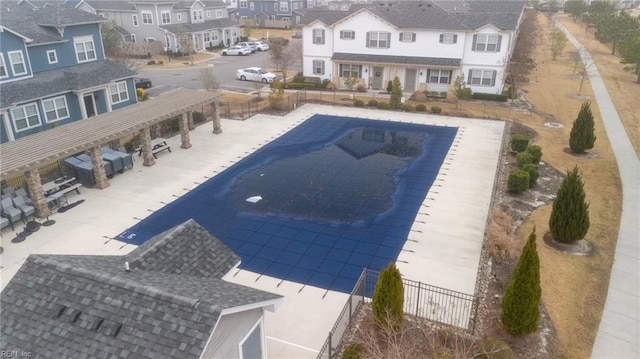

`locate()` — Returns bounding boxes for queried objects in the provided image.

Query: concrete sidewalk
[556,22,640,359]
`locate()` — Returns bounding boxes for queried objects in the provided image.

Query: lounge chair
[15,188,33,205]
[1,197,23,225]
[12,195,35,221]
[2,187,15,197]
[1,215,13,231]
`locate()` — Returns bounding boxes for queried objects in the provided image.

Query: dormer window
[47,50,58,64]
[74,36,96,63]
[8,51,27,75]
[141,11,153,24]
[472,34,502,52]
[313,29,325,44]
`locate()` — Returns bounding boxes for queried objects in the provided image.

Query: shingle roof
[0,60,136,108]
[303,0,525,31]
[0,1,106,44]
[160,17,237,33]
[86,0,226,11]
[332,52,461,66]
[83,0,137,11]
[0,220,282,359]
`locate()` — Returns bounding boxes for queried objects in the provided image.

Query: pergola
[0,88,221,218]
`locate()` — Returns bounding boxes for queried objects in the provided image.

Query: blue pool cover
[117,115,457,293]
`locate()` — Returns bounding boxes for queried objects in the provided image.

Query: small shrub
[377,101,389,109]
[487,208,516,263]
[439,91,448,98]
[472,93,509,102]
[433,347,455,359]
[286,82,318,89]
[508,170,530,194]
[510,134,530,152]
[516,151,533,168]
[321,79,331,89]
[507,86,517,99]
[356,84,367,92]
[430,106,442,114]
[475,338,515,359]
[428,91,440,97]
[372,262,404,330]
[136,88,145,100]
[410,90,427,101]
[368,99,379,107]
[124,141,135,153]
[415,104,427,112]
[402,103,414,112]
[146,60,156,65]
[353,99,365,107]
[386,80,393,94]
[522,163,539,188]
[192,111,205,123]
[292,72,304,83]
[342,343,363,359]
[526,145,542,164]
[158,60,163,65]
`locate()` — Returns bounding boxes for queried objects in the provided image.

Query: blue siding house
[0,1,137,143]
[236,0,307,24]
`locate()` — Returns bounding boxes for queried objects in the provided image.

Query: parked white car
[252,41,270,51]
[222,46,251,56]
[236,67,277,83]
[237,42,257,53]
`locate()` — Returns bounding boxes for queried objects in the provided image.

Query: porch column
[212,101,222,134]
[180,112,192,149]
[2,110,15,142]
[141,127,156,167]
[78,93,88,119]
[25,169,50,218]
[152,123,162,139]
[89,146,109,189]
[188,111,195,130]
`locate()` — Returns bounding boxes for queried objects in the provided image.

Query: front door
[83,94,96,117]
[372,66,384,90]
[404,69,417,92]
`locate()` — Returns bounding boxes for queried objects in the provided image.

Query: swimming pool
[118,114,457,293]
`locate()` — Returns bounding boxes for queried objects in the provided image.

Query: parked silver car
[252,41,270,51]
[236,67,277,83]
[222,45,251,56]
[237,42,257,53]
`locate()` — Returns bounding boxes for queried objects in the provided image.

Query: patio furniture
[15,188,33,205]
[103,147,133,170]
[102,151,125,173]
[63,157,83,178]
[2,187,15,197]
[139,138,171,159]
[1,197,23,226]
[1,215,13,231]
[12,195,35,220]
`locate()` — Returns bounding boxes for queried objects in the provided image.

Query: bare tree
[269,40,302,86]
[177,26,194,63]
[252,82,266,101]
[508,9,537,98]
[575,46,595,95]
[100,20,143,71]
[200,67,219,92]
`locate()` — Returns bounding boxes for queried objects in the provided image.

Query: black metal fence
[315,268,479,359]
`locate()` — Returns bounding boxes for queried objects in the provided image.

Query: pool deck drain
[0,103,505,358]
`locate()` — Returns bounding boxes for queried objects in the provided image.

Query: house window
[399,32,415,43]
[216,9,223,18]
[340,64,360,78]
[199,10,203,20]
[0,53,7,78]
[293,2,298,9]
[312,60,324,75]
[240,322,262,359]
[366,31,390,48]
[469,69,497,86]
[204,32,211,42]
[427,69,451,84]
[42,96,69,122]
[282,17,289,22]
[340,30,354,40]
[212,31,219,41]
[274,3,277,10]
[280,2,288,11]
[132,14,139,26]
[240,0,247,8]
[11,103,40,131]
[206,10,211,17]
[8,51,27,75]
[161,11,171,24]
[131,34,137,43]
[74,37,96,63]
[473,34,501,52]
[47,50,58,64]
[312,28,325,44]
[440,33,457,44]
[109,81,129,104]
[192,11,197,21]
[141,11,153,24]
[177,13,182,21]
[250,3,254,10]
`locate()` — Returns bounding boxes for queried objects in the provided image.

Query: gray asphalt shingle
[332,52,461,66]
[0,220,282,359]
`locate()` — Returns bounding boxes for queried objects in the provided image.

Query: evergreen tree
[569,101,596,153]
[549,166,590,243]
[619,30,640,84]
[372,262,404,330]
[389,76,403,109]
[501,227,541,336]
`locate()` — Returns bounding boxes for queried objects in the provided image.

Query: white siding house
[301,1,525,95]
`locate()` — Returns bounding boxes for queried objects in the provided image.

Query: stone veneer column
[89,146,109,189]
[212,101,222,134]
[180,112,192,149]
[25,169,50,218]
[141,127,155,167]
[187,111,195,131]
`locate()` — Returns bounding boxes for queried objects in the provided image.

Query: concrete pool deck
[0,103,505,358]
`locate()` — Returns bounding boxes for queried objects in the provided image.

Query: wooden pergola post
[25,169,51,218]
[141,127,156,167]
[180,112,192,149]
[89,146,109,189]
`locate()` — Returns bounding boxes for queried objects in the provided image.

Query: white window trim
[312,28,324,44]
[366,31,390,49]
[46,50,58,64]
[470,69,496,86]
[240,0,248,8]
[212,31,219,41]
[42,95,70,123]
[441,33,456,44]
[132,14,139,27]
[340,30,354,40]
[0,53,8,79]
[237,319,264,359]
[312,59,324,75]
[280,2,288,11]
[131,34,137,43]
[400,32,415,43]
[11,103,41,132]
[8,50,27,76]
[204,32,211,42]
[473,34,500,52]
[109,81,129,104]
[141,11,153,25]
[73,36,97,63]
[206,10,211,17]
[215,9,223,18]
[427,69,450,84]
[161,11,171,24]
[249,2,254,10]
